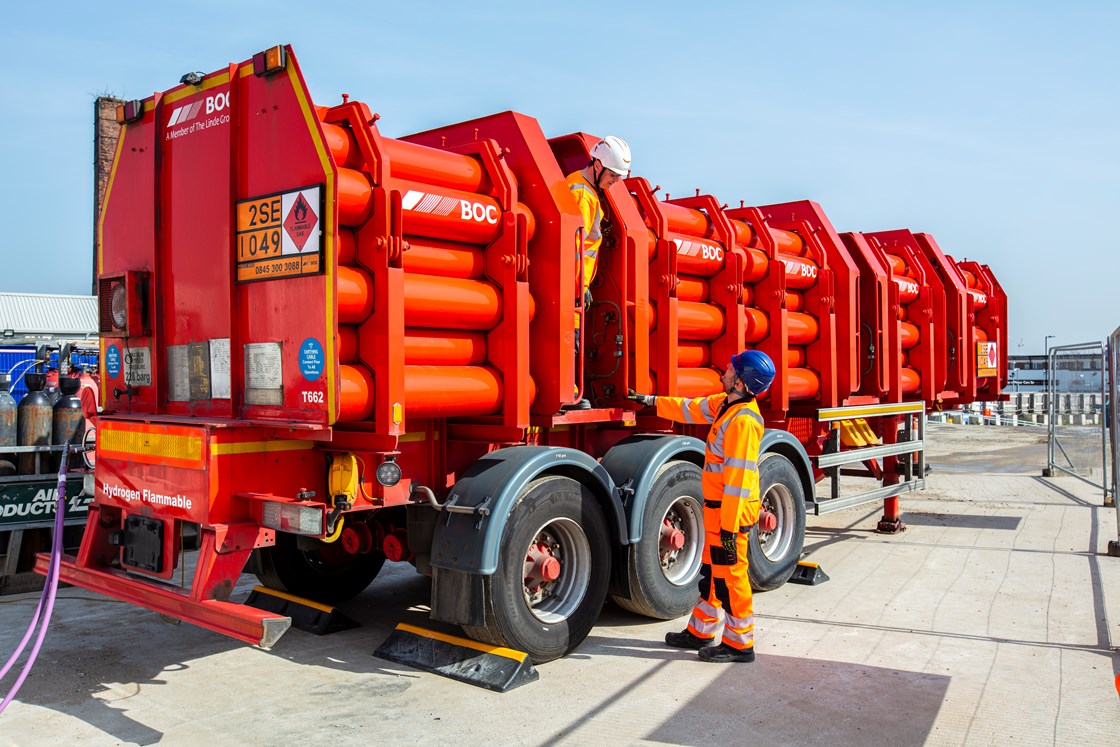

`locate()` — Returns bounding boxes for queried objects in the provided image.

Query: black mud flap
[244,586,358,635]
[374,623,538,693]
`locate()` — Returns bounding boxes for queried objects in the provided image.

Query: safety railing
[1044,342,1110,505]
[811,401,925,515]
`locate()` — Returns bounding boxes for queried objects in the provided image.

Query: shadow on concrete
[1,561,440,742]
[1,594,240,745]
[901,512,1022,530]
[538,641,951,747]
[643,655,950,747]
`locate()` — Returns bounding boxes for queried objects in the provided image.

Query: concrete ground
[2,423,1118,746]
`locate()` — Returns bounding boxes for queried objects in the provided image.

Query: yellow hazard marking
[99,427,204,470]
[250,586,335,615]
[798,561,819,569]
[398,432,438,443]
[395,622,528,663]
[820,401,925,419]
[286,53,337,425]
[211,440,316,456]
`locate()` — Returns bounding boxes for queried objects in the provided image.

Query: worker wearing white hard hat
[564,136,631,410]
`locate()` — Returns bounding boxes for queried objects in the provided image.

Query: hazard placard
[977,341,998,377]
[235,185,322,282]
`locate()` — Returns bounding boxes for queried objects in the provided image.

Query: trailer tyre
[748,453,806,591]
[249,531,385,605]
[611,461,704,619]
[463,476,609,664]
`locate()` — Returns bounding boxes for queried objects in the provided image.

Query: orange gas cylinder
[975,327,989,342]
[900,321,920,349]
[767,228,804,257]
[677,302,724,341]
[730,219,752,246]
[962,269,978,288]
[320,120,489,193]
[781,255,819,290]
[787,312,820,345]
[404,365,503,418]
[660,203,752,246]
[338,266,374,323]
[404,274,501,330]
[785,291,803,312]
[894,276,920,304]
[401,238,485,280]
[887,254,909,277]
[677,343,709,368]
[744,307,770,343]
[320,121,364,170]
[662,202,712,239]
[671,234,725,277]
[405,330,487,365]
[968,289,988,310]
[677,367,722,397]
[788,347,807,367]
[787,367,821,400]
[386,139,489,194]
[676,277,709,303]
[900,368,921,395]
[338,228,356,266]
[399,180,507,244]
[338,167,374,225]
[742,247,768,283]
[339,364,374,421]
[338,325,359,363]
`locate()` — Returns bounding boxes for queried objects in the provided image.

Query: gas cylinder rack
[43,46,1007,662]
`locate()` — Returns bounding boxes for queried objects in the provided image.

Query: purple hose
[0,444,70,715]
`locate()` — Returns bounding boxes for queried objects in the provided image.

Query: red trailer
[42,46,1007,662]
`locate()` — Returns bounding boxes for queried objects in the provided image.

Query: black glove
[584,288,593,307]
[709,530,738,566]
[626,389,655,407]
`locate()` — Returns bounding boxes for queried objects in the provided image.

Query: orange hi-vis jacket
[656,393,765,534]
[566,171,603,298]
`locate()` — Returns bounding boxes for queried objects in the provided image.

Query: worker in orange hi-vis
[563,136,631,410]
[628,350,776,663]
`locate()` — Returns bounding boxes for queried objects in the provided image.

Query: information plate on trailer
[235,185,323,283]
[977,341,998,377]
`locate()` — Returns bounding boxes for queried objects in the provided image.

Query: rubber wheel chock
[789,561,830,586]
[374,623,539,693]
[244,586,359,635]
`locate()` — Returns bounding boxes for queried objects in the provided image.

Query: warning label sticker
[977,341,998,378]
[236,185,322,283]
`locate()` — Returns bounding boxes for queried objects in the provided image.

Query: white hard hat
[590,136,632,176]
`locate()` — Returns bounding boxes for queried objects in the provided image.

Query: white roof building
[0,293,98,343]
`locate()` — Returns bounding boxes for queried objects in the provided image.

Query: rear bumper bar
[35,553,291,648]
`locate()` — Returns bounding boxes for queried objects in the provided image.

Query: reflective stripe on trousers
[685,513,754,650]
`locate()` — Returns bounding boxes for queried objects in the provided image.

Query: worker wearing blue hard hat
[628,349,776,662]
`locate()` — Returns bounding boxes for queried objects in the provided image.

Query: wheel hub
[758,509,778,533]
[524,541,561,591]
[660,520,685,551]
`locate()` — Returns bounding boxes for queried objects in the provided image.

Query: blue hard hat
[731,350,776,395]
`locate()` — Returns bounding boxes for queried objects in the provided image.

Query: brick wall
[93,97,122,294]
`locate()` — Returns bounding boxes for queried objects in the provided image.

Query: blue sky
[1,1,1115,353]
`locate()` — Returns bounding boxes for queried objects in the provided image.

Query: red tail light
[98,272,150,337]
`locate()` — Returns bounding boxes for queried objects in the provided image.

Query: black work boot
[697,643,755,663]
[664,630,714,650]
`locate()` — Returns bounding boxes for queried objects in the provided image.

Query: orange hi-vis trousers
[685,509,754,651]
